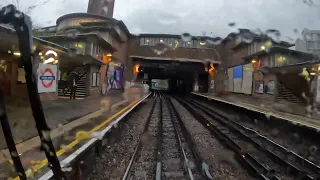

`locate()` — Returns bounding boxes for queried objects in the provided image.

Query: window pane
[140,38,144,45]
[178,39,183,47]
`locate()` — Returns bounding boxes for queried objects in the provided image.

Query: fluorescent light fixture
[44,57,55,64]
[45,50,57,57]
[13,52,21,56]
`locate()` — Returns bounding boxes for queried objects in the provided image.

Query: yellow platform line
[12,98,141,180]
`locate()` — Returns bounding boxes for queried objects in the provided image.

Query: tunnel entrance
[133,59,206,96]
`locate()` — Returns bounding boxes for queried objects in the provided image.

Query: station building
[215,29,319,104]
[2,0,319,106]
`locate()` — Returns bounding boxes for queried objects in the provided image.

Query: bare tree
[3,0,51,29]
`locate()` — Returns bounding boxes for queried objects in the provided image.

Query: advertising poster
[233,65,243,93]
[255,81,264,94]
[266,81,275,95]
[107,62,124,91]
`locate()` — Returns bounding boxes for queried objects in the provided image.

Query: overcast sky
[2,0,320,42]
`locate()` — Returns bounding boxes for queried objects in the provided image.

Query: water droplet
[10,151,18,157]
[228,22,236,27]
[266,29,281,43]
[152,42,169,55]
[62,167,72,172]
[206,39,221,45]
[90,132,104,140]
[181,33,192,42]
[271,128,280,136]
[309,145,317,153]
[304,34,312,41]
[57,123,64,131]
[27,169,34,178]
[41,130,50,140]
[76,131,90,141]
[60,144,72,152]
[306,105,312,113]
[42,143,50,151]
[294,29,298,34]
[241,32,254,43]
[265,112,271,119]
[102,6,108,14]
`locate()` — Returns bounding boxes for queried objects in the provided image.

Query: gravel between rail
[170,97,254,180]
[86,98,154,180]
[193,98,320,168]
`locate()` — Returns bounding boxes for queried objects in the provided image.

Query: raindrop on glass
[10,151,18,157]
[265,112,271,120]
[181,33,192,42]
[206,39,221,45]
[102,6,108,14]
[309,145,317,153]
[41,130,50,140]
[241,32,254,43]
[62,167,73,172]
[228,22,236,27]
[304,34,312,41]
[294,29,298,34]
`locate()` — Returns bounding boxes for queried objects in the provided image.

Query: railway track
[122,92,212,180]
[175,96,320,180]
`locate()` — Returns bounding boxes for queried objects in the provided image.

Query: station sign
[37,63,57,93]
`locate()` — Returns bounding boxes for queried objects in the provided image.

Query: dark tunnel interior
[134,60,208,96]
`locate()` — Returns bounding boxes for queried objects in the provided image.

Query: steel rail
[122,95,158,180]
[174,96,271,180]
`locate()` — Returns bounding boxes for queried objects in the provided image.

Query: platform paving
[192,92,320,130]
[0,90,148,179]
[0,93,125,150]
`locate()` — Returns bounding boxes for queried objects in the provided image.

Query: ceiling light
[44,57,55,64]
[13,52,21,56]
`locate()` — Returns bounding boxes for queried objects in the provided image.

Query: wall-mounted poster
[233,65,243,93]
[255,81,264,94]
[266,80,275,95]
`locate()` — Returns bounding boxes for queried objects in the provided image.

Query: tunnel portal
[133,59,209,96]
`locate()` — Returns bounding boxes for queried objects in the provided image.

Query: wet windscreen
[1,0,320,180]
[151,79,169,90]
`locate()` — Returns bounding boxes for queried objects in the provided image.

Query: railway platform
[0,90,149,179]
[192,92,320,131]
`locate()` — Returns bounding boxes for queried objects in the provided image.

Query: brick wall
[252,72,276,101]
[213,39,249,93]
[113,36,128,65]
[128,37,220,61]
